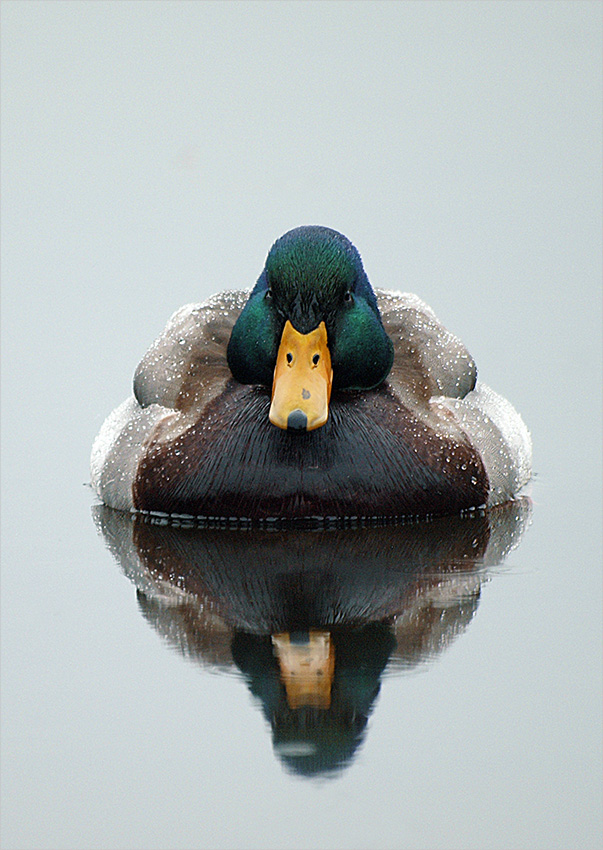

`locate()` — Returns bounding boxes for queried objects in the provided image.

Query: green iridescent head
[228,226,394,391]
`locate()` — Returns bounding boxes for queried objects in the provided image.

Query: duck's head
[227,226,394,431]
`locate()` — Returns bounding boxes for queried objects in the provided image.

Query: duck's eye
[286,352,293,364]
[312,354,320,366]
[265,289,273,301]
[344,291,352,302]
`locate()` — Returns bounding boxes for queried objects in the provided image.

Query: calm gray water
[2,3,601,849]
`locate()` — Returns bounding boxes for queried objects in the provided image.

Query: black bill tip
[287,410,308,431]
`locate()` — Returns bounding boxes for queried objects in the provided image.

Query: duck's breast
[132,381,489,519]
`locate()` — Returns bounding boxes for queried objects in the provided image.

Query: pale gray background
[1,2,601,849]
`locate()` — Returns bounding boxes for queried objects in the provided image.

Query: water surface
[2,3,601,849]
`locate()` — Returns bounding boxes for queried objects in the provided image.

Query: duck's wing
[375,291,531,505]
[437,382,532,506]
[376,290,477,401]
[92,290,249,512]
[133,289,250,413]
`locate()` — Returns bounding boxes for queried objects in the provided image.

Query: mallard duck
[91,226,531,520]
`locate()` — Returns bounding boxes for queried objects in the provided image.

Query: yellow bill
[269,320,333,431]
[272,631,335,709]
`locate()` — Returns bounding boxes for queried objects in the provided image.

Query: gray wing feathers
[133,290,249,411]
[377,290,477,400]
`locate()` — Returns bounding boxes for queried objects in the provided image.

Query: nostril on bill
[287,410,308,431]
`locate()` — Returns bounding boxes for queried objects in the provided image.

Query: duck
[91,225,531,521]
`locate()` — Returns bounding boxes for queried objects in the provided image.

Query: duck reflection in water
[93,500,531,778]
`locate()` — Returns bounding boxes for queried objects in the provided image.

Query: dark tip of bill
[287,409,308,431]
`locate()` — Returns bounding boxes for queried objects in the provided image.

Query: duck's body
[91,227,531,520]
